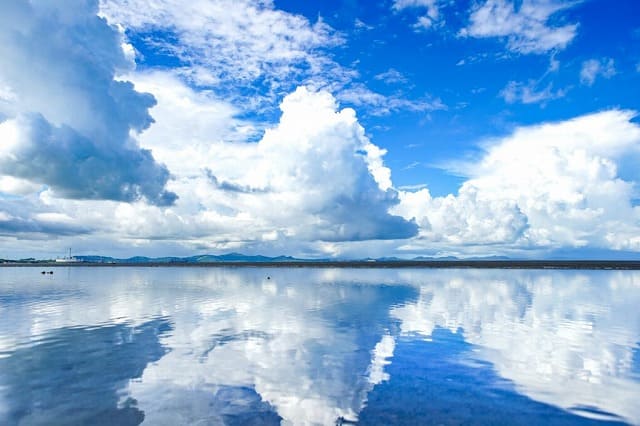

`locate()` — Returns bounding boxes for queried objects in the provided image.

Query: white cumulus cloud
[394,186,529,246]
[395,110,640,254]
[22,79,416,255]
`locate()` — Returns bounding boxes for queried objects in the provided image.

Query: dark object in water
[48,271,54,274]
[267,276,271,280]
[41,271,46,274]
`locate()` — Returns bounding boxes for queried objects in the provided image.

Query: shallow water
[0,267,639,425]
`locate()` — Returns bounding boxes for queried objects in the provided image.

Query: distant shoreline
[2,260,640,269]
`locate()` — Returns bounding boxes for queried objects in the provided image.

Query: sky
[0,0,639,259]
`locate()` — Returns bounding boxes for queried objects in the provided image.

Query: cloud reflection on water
[122,269,415,425]
[391,269,640,424]
[0,267,639,425]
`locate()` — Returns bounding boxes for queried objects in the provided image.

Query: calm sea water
[0,267,639,425]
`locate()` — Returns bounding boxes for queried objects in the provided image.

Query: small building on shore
[55,248,78,263]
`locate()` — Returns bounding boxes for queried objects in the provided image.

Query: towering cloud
[20,80,416,252]
[242,86,417,241]
[133,81,418,243]
[0,0,175,205]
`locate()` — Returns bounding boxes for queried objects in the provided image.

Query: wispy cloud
[404,143,423,149]
[101,0,433,118]
[461,0,581,54]
[374,68,409,85]
[392,0,444,29]
[500,80,566,104]
[338,84,446,116]
[402,161,422,171]
[354,18,374,31]
[100,0,346,111]
[580,58,616,86]
[398,183,429,191]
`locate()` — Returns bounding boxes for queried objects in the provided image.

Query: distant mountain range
[74,253,310,264]
[69,253,514,264]
[7,250,636,264]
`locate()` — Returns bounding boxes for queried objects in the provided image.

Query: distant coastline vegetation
[1,253,640,269]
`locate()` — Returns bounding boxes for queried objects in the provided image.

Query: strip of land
[2,260,640,269]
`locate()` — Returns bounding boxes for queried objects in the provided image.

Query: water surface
[0,267,639,425]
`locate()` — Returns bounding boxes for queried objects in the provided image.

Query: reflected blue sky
[360,329,627,425]
[0,267,639,425]
[0,318,171,425]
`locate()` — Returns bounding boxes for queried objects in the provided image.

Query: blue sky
[0,0,639,259]
[276,0,640,193]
